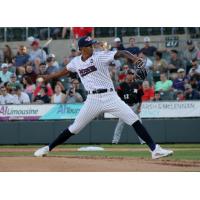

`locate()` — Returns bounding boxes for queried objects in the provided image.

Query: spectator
[117,65,129,84]
[3,45,13,64]
[155,73,173,92]
[51,84,66,104]
[0,63,12,83]
[153,91,162,101]
[172,68,189,91]
[68,49,78,61]
[184,83,200,100]
[152,51,168,82]
[188,58,200,79]
[183,40,199,73]
[71,79,86,101]
[66,86,83,103]
[175,90,185,101]
[55,81,66,93]
[22,76,36,101]
[33,77,53,98]
[34,85,50,104]
[33,57,41,74]
[111,37,125,51]
[141,37,157,58]
[0,85,16,104]
[71,27,93,39]
[189,76,200,91]
[126,37,140,55]
[37,63,47,75]
[122,65,129,74]
[45,57,59,74]
[168,49,185,74]
[47,54,59,68]
[60,56,70,68]
[29,40,47,64]
[142,80,154,101]
[23,65,37,84]
[12,85,30,104]
[14,45,30,75]
[118,73,126,83]
[7,73,21,89]
[45,56,60,88]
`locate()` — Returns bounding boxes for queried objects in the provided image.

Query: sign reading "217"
[165,36,179,48]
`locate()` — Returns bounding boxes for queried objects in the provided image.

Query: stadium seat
[6,28,14,41]
[151,27,162,35]
[139,27,150,36]
[128,27,138,36]
[0,28,4,41]
[94,27,115,37]
[28,27,41,38]
[13,28,26,41]
[163,27,173,35]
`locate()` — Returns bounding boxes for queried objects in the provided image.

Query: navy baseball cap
[78,36,96,48]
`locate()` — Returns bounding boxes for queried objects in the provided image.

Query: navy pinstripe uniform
[34,36,173,160]
[67,51,140,134]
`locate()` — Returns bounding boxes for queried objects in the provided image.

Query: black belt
[87,88,114,94]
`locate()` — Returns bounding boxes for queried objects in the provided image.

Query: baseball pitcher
[34,36,173,159]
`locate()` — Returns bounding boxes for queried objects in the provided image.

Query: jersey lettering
[79,65,97,77]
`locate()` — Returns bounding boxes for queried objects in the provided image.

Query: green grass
[0,144,200,161]
[1,143,200,149]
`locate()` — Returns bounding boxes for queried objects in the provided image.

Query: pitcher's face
[81,45,93,58]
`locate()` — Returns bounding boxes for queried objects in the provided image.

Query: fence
[0,27,200,42]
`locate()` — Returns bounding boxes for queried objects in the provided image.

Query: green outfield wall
[0,118,200,144]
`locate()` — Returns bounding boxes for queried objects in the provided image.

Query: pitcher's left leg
[106,96,156,151]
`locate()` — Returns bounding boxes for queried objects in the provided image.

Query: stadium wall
[0,118,200,144]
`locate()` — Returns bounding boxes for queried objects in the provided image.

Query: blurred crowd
[1,35,200,105]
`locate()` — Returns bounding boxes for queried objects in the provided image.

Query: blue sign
[40,104,83,120]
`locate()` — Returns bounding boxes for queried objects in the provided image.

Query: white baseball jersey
[66,50,139,134]
[66,51,116,91]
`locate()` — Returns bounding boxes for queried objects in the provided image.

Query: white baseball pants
[68,91,139,134]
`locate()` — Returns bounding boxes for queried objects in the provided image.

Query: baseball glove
[134,58,147,80]
[134,58,145,69]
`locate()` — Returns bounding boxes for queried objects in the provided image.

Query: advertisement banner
[1,101,200,121]
[40,104,83,120]
[104,101,200,119]
[0,104,83,121]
